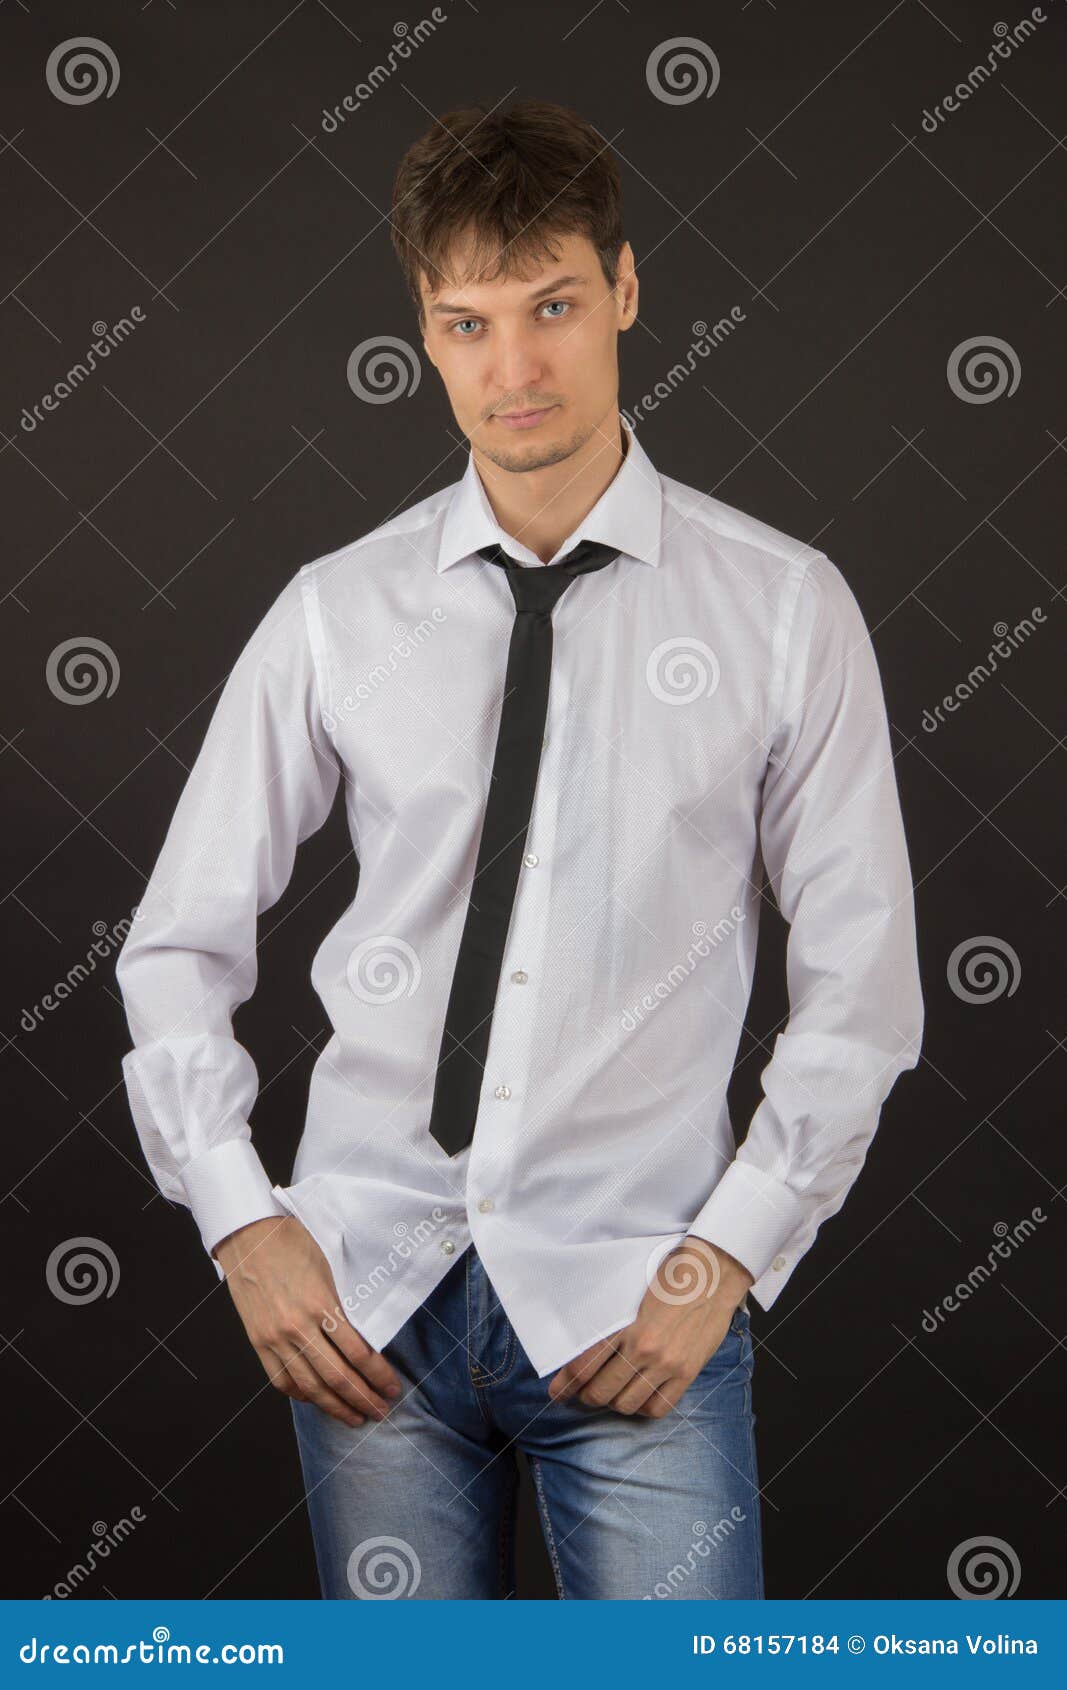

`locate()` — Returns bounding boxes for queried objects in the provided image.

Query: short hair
[390,97,625,328]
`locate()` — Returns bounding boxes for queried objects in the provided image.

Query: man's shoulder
[296,480,455,591]
[659,469,826,591]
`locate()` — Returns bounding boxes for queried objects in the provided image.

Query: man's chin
[472,415,588,474]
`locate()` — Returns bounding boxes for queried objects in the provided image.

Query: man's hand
[546,1236,754,1418]
[215,1215,405,1428]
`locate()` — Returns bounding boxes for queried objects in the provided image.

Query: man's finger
[277,1348,368,1428]
[325,1315,405,1399]
[548,1335,619,1398]
[300,1325,395,1420]
[635,1374,689,1417]
[609,1363,672,1416]
[575,1346,649,1407]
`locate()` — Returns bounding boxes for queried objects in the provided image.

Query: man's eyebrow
[428,273,591,317]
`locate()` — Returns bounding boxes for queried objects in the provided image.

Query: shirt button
[772,1254,786,1271]
[477,1197,494,1213]
[494,1084,511,1100]
[511,970,528,984]
[441,1240,456,1255]
[523,852,538,867]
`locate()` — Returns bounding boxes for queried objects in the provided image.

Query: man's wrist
[214,1214,289,1274]
[681,1233,755,1306]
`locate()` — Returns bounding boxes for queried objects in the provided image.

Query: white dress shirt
[115,415,923,1378]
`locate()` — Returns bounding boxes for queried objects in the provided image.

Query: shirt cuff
[687,1159,810,1304]
[179,1136,289,1264]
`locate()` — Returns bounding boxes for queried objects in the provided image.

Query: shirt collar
[436,414,662,573]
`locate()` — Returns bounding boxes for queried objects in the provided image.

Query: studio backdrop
[3,0,1064,1600]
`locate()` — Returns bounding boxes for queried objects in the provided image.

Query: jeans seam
[529,1455,567,1599]
[477,1316,518,1386]
[465,1253,497,1425]
[466,1249,519,1387]
[744,1331,765,1599]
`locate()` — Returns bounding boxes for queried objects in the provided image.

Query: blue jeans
[291,1241,765,1599]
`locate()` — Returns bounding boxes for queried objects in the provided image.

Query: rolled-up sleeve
[115,567,341,1273]
[688,552,924,1307]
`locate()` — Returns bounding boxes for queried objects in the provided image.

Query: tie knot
[477,537,621,614]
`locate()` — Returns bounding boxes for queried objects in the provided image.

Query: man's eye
[451,301,571,337]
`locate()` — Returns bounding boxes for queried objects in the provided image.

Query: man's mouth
[492,405,558,431]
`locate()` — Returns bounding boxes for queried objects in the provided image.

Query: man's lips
[492,405,557,429]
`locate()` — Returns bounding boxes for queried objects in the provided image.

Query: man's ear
[616,241,639,330]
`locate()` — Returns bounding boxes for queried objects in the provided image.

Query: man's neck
[473,410,627,564]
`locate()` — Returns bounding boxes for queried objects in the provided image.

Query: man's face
[419,230,636,472]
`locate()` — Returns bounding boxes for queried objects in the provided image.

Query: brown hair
[390,98,625,329]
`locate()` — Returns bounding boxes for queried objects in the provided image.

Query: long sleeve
[688,552,923,1309]
[115,567,341,1274]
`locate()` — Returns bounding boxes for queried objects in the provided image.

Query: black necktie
[426,537,621,1156]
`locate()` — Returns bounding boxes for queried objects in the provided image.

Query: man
[116,98,923,1600]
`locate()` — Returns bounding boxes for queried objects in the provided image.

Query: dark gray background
[3,0,1064,1599]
